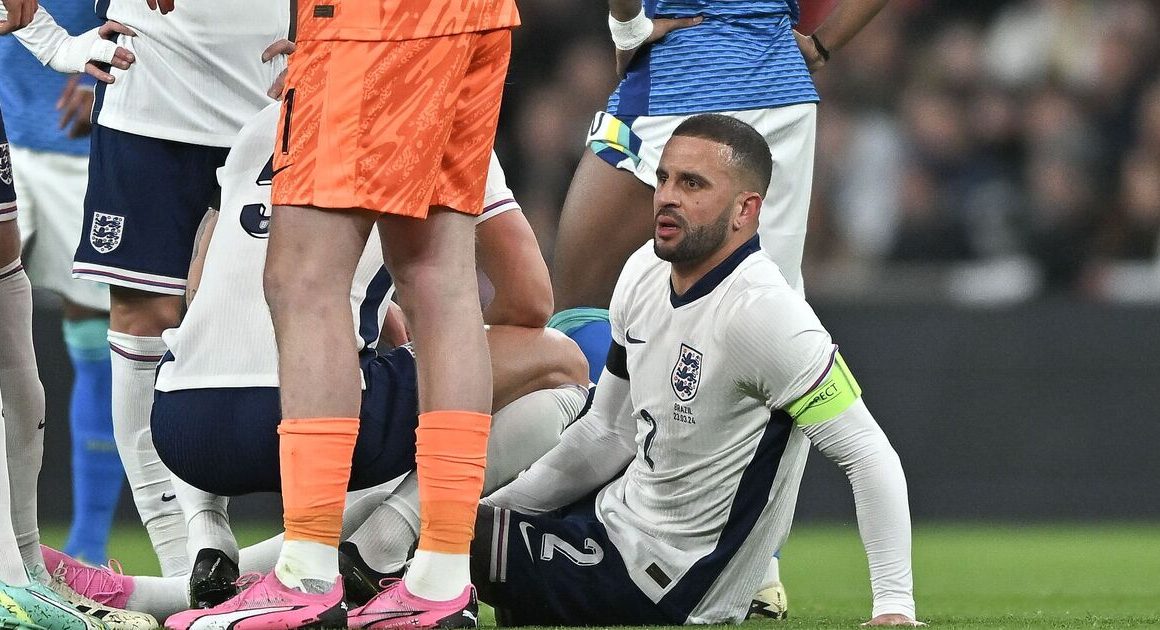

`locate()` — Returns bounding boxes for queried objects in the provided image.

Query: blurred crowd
[494,0,1160,301]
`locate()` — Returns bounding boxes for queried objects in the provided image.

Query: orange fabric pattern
[271,29,511,217]
[297,0,520,43]
[279,417,361,546]
[414,410,491,554]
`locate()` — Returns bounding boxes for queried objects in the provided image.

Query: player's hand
[614,15,702,78]
[0,0,39,34]
[57,76,95,138]
[862,614,926,626]
[793,29,826,73]
[262,38,296,100]
[81,20,136,83]
[144,0,174,14]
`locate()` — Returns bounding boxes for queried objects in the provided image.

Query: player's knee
[109,287,182,336]
[262,257,335,317]
[533,329,590,390]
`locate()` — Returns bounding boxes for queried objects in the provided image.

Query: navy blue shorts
[0,107,16,222]
[473,502,675,626]
[73,125,229,294]
[152,348,420,496]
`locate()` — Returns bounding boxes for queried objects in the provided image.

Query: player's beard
[654,205,733,266]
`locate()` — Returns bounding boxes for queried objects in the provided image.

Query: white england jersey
[156,103,519,392]
[601,238,833,623]
[93,0,290,147]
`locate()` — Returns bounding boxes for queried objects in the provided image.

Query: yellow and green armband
[786,352,862,426]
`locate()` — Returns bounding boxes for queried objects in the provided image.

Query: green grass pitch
[41,522,1160,629]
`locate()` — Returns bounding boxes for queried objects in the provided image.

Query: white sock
[763,555,781,585]
[239,534,283,574]
[126,575,191,619]
[404,551,470,601]
[108,330,187,577]
[339,486,393,540]
[234,482,404,576]
[172,476,238,564]
[484,385,588,493]
[274,540,337,593]
[0,383,30,586]
[346,473,419,574]
[0,260,46,580]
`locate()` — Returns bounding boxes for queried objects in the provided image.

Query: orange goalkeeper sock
[278,417,360,546]
[414,410,491,554]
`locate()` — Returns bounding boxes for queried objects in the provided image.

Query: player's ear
[735,191,762,229]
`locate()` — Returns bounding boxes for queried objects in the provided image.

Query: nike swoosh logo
[625,331,646,344]
[37,419,45,429]
[518,521,537,560]
[161,493,176,502]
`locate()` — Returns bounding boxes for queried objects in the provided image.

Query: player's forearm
[6,6,68,64]
[608,0,642,22]
[810,0,890,55]
[802,399,917,619]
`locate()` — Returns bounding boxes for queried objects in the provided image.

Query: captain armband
[786,352,862,426]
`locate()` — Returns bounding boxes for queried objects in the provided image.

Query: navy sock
[63,318,123,564]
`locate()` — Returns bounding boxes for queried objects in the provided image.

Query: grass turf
[41,522,1160,629]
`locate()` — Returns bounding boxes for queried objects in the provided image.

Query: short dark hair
[670,114,772,193]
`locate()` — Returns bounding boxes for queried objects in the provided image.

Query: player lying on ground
[341,115,922,627]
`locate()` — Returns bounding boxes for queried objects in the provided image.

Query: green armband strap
[786,352,862,426]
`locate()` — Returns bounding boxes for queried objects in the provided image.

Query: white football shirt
[93,0,290,147]
[601,239,832,623]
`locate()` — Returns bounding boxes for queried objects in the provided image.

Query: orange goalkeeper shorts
[271,29,511,218]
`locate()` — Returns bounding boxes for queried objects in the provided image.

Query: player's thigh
[152,386,284,496]
[472,505,671,626]
[10,148,109,312]
[375,209,477,293]
[0,219,19,268]
[730,104,816,292]
[488,326,586,410]
[551,150,656,310]
[265,204,375,303]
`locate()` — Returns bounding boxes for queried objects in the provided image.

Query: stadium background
[20,1,1160,624]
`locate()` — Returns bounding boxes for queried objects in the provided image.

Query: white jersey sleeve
[800,399,916,619]
[722,284,834,410]
[94,0,291,146]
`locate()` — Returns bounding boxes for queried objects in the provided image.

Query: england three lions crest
[671,344,703,402]
[90,212,125,254]
[0,143,12,186]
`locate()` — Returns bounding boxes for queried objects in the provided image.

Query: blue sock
[62,318,123,564]
[548,307,612,384]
